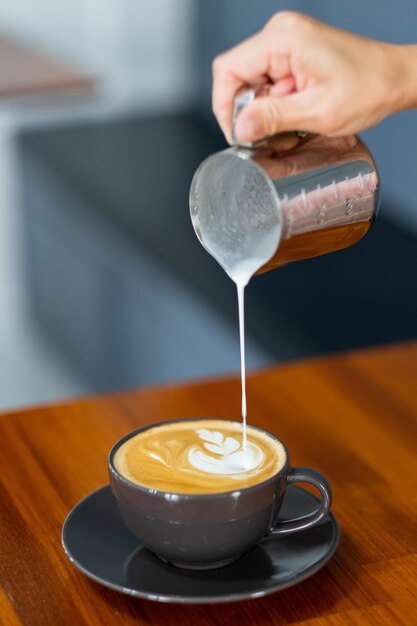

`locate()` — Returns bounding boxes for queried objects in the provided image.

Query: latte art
[113,419,286,494]
[188,429,263,475]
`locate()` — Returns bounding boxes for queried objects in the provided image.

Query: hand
[212,12,415,143]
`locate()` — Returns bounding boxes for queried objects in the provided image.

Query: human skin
[212,11,417,143]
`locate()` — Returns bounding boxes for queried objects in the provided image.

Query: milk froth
[113,419,286,494]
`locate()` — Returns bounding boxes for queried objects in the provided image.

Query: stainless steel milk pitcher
[190,87,379,275]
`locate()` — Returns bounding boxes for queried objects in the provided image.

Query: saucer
[62,485,339,604]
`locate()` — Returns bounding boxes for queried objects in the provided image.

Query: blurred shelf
[0,35,93,98]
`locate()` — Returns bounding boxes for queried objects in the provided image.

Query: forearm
[395,44,417,112]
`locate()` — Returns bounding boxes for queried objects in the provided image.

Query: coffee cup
[108,418,332,570]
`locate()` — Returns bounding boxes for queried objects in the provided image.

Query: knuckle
[212,54,225,75]
[268,10,306,31]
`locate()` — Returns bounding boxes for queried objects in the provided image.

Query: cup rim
[108,417,290,499]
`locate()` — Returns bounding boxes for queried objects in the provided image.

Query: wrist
[389,44,417,113]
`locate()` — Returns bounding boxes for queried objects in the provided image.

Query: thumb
[233,93,311,142]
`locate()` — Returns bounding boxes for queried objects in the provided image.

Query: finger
[212,33,267,137]
[233,92,313,142]
[270,76,296,97]
[212,32,290,139]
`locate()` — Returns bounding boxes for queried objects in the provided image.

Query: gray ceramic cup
[109,418,332,570]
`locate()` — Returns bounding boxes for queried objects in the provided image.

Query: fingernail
[224,128,233,145]
[217,110,233,144]
[234,113,262,142]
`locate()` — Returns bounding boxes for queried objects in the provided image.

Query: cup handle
[270,467,332,536]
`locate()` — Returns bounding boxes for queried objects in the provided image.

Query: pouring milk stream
[225,240,281,450]
[190,86,379,458]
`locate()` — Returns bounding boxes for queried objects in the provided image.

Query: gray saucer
[62,485,339,604]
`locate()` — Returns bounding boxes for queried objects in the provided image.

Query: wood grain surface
[0,341,416,625]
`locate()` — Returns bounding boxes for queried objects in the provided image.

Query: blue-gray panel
[313,1,417,230]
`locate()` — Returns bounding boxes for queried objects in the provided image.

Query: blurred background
[0,0,417,410]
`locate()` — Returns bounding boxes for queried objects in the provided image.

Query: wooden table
[1,341,416,625]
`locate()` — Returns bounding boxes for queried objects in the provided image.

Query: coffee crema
[113,419,286,494]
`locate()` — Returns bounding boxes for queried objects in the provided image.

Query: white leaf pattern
[223,437,240,454]
[198,429,241,457]
[196,429,224,445]
[190,428,263,475]
[204,442,227,455]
